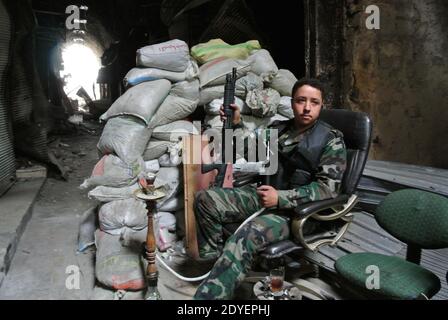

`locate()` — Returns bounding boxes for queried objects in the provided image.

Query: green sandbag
[191,39,261,65]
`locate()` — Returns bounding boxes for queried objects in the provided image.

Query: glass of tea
[269,267,285,296]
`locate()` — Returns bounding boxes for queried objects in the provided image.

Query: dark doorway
[245,0,306,78]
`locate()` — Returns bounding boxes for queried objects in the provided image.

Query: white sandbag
[199,57,251,88]
[91,286,145,300]
[247,49,278,82]
[158,154,179,167]
[157,195,184,212]
[153,167,183,212]
[147,96,198,129]
[123,60,198,87]
[170,79,200,101]
[198,73,263,105]
[77,206,97,253]
[88,183,140,203]
[245,88,281,118]
[155,212,177,251]
[205,96,251,115]
[235,72,264,98]
[97,116,151,163]
[120,228,148,248]
[120,211,176,252]
[152,121,199,141]
[154,167,181,209]
[147,80,200,128]
[199,85,225,105]
[100,80,171,125]
[158,142,182,167]
[278,96,294,119]
[99,198,148,235]
[136,39,190,72]
[95,230,146,291]
[80,155,144,190]
[143,139,176,161]
[268,69,297,96]
[205,114,289,131]
[145,159,160,172]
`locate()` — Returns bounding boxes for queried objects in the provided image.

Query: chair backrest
[319,109,373,195]
[375,189,448,249]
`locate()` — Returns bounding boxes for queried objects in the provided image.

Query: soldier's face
[291,85,323,127]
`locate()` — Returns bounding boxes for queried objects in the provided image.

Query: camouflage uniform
[194,119,347,300]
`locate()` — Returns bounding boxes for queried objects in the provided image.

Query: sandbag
[154,167,182,210]
[144,159,161,172]
[191,39,260,65]
[205,96,251,116]
[245,88,281,118]
[268,69,297,96]
[143,139,176,161]
[120,228,148,248]
[100,80,171,125]
[155,212,177,251]
[235,72,264,98]
[97,116,151,163]
[152,121,200,141]
[198,73,263,105]
[157,195,184,212]
[123,60,198,87]
[120,211,176,252]
[88,183,140,203]
[147,80,200,128]
[91,286,145,300]
[199,85,225,105]
[80,155,145,190]
[77,206,98,253]
[205,113,290,131]
[247,49,278,82]
[136,39,190,72]
[158,141,183,167]
[278,96,294,119]
[95,230,146,291]
[99,198,148,235]
[199,57,251,88]
[170,79,200,101]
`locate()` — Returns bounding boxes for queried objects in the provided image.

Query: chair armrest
[293,194,350,218]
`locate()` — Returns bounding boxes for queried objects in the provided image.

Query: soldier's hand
[219,104,241,126]
[256,185,278,208]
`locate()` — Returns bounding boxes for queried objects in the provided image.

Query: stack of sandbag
[124,39,198,87]
[81,38,301,298]
[80,39,207,299]
[192,40,296,132]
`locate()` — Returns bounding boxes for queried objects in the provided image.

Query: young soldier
[194,78,347,299]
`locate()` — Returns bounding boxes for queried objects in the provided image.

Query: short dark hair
[291,78,326,102]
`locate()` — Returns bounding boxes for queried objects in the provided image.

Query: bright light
[60,41,101,110]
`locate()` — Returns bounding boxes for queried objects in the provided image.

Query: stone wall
[342,0,448,168]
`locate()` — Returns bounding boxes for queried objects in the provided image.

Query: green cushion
[335,252,441,299]
[376,189,448,249]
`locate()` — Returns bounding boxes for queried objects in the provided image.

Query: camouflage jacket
[233,117,347,209]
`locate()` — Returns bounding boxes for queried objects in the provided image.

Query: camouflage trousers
[193,184,290,300]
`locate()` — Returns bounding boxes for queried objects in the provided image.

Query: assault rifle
[201,68,237,187]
